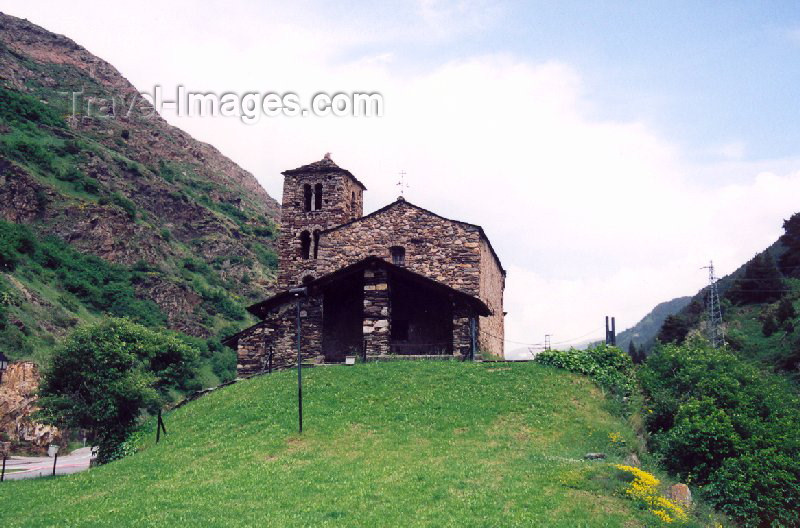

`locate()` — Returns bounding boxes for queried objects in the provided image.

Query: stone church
[226,155,505,376]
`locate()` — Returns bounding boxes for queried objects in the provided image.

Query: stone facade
[236,295,324,375]
[362,267,391,356]
[277,156,365,287]
[317,199,505,357]
[234,156,505,375]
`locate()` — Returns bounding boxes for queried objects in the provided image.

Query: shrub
[0,87,66,129]
[36,318,199,463]
[111,192,137,219]
[640,340,800,526]
[535,344,635,398]
[252,243,279,270]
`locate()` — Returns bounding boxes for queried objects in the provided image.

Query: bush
[36,318,199,463]
[535,344,635,398]
[111,192,137,219]
[0,221,35,271]
[0,87,66,129]
[640,340,800,526]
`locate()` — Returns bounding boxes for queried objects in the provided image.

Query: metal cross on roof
[397,170,409,197]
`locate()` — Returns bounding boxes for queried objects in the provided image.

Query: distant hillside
[653,227,800,383]
[616,296,692,352]
[0,361,716,527]
[0,13,279,384]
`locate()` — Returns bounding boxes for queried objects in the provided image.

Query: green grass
[0,362,713,527]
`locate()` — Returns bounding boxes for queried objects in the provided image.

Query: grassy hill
[0,361,715,527]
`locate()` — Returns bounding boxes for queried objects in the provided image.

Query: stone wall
[478,237,505,357]
[318,199,483,296]
[236,295,324,377]
[0,361,62,453]
[277,158,364,287]
[363,267,390,356]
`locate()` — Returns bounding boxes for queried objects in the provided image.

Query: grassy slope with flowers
[1,361,715,527]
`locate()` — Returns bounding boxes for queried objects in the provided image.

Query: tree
[658,315,691,345]
[778,212,800,278]
[726,252,785,305]
[776,297,797,325]
[628,341,645,364]
[37,318,198,463]
[762,315,778,337]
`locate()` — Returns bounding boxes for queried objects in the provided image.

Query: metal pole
[156,409,167,443]
[1,454,6,482]
[268,346,273,374]
[296,295,303,434]
[52,451,58,476]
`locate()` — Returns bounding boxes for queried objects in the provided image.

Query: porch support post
[363,267,391,357]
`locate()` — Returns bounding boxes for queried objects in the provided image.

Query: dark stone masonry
[226,155,506,375]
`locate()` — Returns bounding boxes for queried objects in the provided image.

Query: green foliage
[639,340,800,526]
[0,220,165,329]
[726,252,785,305]
[0,87,66,129]
[656,314,692,345]
[776,296,797,325]
[36,318,199,463]
[0,221,35,270]
[56,166,101,195]
[535,344,635,399]
[779,212,800,278]
[195,283,247,321]
[252,242,279,270]
[110,192,137,219]
[32,234,164,326]
[761,314,779,337]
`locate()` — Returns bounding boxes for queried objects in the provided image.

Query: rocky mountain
[0,13,280,384]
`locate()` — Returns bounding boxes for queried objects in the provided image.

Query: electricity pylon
[702,261,724,348]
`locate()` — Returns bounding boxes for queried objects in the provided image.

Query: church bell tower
[276,154,366,286]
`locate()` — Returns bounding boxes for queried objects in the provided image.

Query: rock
[584,452,606,460]
[666,483,692,508]
[0,362,63,454]
[623,453,641,467]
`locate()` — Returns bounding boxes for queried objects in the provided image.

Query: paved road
[2,447,94,481]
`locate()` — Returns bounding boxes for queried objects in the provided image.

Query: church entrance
[321,273,363,362]
[388,274,453,355]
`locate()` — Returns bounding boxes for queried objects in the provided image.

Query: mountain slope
[653,231,800,382]
[616,296,692,352]
[0,13,279,377]
[0,361,714,527]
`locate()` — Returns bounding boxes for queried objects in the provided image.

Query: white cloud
[715,141,746,160]
[5,1,800,354]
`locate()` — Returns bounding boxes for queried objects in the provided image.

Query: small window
[300,230,311,259]
[303,184,312,212]
[314,183,323,211]
[313,230,321,259]
[390,246,405,266]
[350,191,356,218]
[392,320,409,341]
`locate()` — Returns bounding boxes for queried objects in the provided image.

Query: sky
[4,1,800,356]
